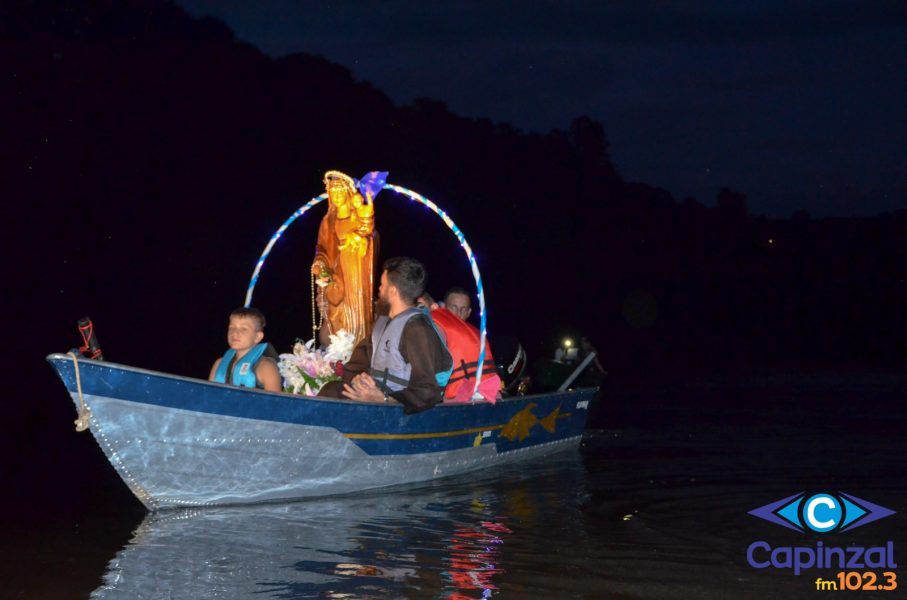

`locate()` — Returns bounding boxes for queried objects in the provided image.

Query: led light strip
[245,193,328,308]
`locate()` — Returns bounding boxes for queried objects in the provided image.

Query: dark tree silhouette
[3,0,905,390]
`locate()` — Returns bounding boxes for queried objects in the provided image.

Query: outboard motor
[490,335,527,394]
[77,316,104,360]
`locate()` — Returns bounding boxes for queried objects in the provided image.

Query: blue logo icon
[749,492,895,533]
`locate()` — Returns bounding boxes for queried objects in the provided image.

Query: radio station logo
[746,491,898,584]
[749,491,895,534]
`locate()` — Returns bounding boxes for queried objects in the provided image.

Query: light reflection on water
[91,384,907,599]
[93,455,590,599]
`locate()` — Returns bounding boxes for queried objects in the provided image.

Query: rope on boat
[67,352,91,432]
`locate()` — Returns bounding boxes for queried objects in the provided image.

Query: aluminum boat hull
[47,353,596,509]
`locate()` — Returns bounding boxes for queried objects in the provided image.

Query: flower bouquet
[278,330,356,396]
[323,329,355,364]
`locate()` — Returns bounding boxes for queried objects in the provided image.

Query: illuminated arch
[245,184,489,401]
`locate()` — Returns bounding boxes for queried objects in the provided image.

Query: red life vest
[429,307,497,399]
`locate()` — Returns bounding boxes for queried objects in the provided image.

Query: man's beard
[375,296,390,316]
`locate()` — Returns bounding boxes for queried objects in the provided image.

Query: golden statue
[311,170,380,347]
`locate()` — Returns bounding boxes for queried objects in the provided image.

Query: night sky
[177,1,907,218]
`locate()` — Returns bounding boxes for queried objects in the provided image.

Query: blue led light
[244,193,328,308]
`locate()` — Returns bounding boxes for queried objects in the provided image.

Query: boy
[209,307,282,392]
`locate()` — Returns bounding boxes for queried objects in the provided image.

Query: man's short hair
[418,291,436,306]
[384,257,426,304]
[230,306,266,331]
[444,286,471,305]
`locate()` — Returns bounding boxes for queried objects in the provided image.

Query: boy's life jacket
[214,343,270,389]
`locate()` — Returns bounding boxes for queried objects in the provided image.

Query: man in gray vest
[320,256,452,414]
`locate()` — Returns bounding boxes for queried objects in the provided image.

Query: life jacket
[369,308,453,393]
[428,307,497,400]
[214,343,269,389]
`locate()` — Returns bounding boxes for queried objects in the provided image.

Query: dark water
[5,373,907,599]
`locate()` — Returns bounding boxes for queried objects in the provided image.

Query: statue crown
[323,170,356,194]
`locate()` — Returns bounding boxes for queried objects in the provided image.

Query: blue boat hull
[47,353,597,509]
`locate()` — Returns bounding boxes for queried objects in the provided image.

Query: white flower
[277,344,341,396]
[324,329,355,364]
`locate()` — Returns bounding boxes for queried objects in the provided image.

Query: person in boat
[319,257,453,413]
[442,286,473,321]
[208,307,282,392]
[417,292,501,403]
[576,335,607,386]
[311,170,380,348]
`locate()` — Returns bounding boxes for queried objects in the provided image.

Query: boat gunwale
[46,352,598,410]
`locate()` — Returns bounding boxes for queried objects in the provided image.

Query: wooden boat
[47,353,596,509]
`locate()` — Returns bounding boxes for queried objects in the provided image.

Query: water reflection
[93,454,588,599]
